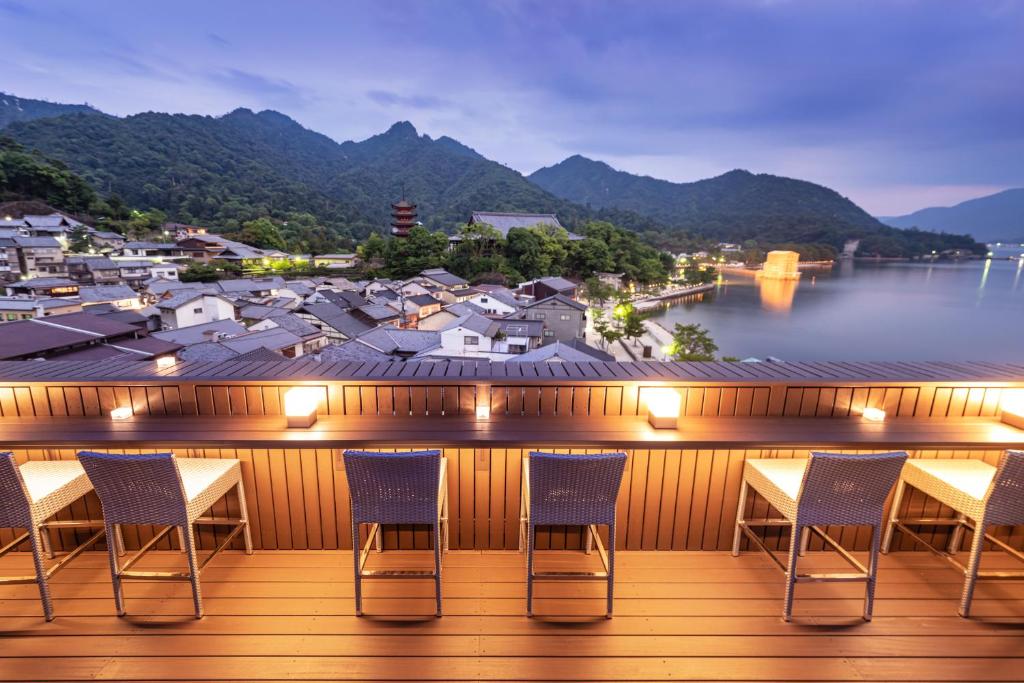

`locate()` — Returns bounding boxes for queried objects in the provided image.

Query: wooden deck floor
[2,549,1024,681]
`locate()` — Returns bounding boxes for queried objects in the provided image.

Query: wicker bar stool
[0,452,110,621]
[77,452,252,619]
[732,452,907,621]
[342,450,449,617]
[882,450,1024,617]
[519,451,627,618]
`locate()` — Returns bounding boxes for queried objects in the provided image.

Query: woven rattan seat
[1,454,107,621]
[520,451,627,618]
[342,450,449,617]
[77,452,252,619]
[883,451,1024,617]
[733,452,907,621]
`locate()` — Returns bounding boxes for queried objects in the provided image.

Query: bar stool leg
[526,524,535,617]
[863,524,882,621]
[948,513,966,555]
[182,525,203,619]
[237,480,254,555]
[39,525,54,560]
[375,525,383,553]
[782,525,801,622]
[606,523,616,619]
[799,527,810,557]
[441,489,450,553]
[28,527,54,621]
[352,521,363,616]
[731,480,749,556]
[881,480,906,554]
[113,525,126,557]
[585,526,593,555]
[104,522,126,617]
[959,520,987,618]
[433,523,443,617]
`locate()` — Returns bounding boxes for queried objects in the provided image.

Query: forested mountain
[528,155,981,255]
[0,93,103,129]
[4,98,983,256]
[4,110,615,242]
[881,188,1024,242]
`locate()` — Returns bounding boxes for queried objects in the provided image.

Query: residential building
[437,313,501,356]
[247,311,327,355]
[0,296,81,322]
[508,339,614,363]
[0,311,180,360]
[6,277,79,298]
[467,287,520,316]
[177,234,290,266]
[77,285,142,310]
[312,253,360,269]
[216,277,286,297]
[157,291,237,329]
[388,294,442,328]
[3,236,66,278]
[515,294,587,345]
[417,269,469,303]
[517,276,578,301]
[297,303,373,343]
[352,303,401,327]
[66,256,122,285]
[165,222,208,240]
[354,327,441,358]
[151,318,247,346]
[494,319,544,354]
[88,230,127,250]
[121,241,186,258]
[114,259,182,287]
[177,326,306,360]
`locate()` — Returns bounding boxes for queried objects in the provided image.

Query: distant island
[880,188,1024,243]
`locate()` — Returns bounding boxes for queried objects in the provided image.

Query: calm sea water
[649,246,1024,362]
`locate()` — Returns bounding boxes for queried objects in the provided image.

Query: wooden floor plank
[2,550,1024,682]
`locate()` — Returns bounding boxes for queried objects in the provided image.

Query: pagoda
[390,199,417,237]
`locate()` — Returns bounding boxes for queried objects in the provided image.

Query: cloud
[207,69,308,104]
[207,33,230,47]
[366,90,453,110]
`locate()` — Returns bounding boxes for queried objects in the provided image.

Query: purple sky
[2,0,1022,215]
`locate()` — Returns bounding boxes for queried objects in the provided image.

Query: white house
[157,291,237,330]
[466,288,519,317]
[438,313,500,356]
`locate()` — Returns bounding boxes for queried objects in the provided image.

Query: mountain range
[880,188,1024,243]
[0,92,102,129]
[0,93,983,255]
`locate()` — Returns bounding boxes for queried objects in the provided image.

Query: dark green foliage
[0,137,96,213]
[530,155,985,257]
[666,323,719,361]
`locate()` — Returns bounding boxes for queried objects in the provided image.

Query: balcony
[1,358,1023,681]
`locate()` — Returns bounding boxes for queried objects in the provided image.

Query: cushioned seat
[743,459,807,516]
[1,454,106,621]
[883,451,1024,617]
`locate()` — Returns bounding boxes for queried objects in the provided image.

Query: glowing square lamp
[644,388,681,429]
[476,403,491,421]
[284,387,320,428]
[110,406,133,421]
[156,356,176,369]
[862,407,886,422]
[1001,389,1024,430]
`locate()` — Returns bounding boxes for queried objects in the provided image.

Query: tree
[613,301,648,347]
[180,262,222,282]
[665,323,719,361]
[583,277,615,307]
[68,225,94,253]
[230,217,287,251]
[385,226,448,278]
[591,309,623,350]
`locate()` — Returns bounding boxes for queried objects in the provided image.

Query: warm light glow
[283,387,319,428]
[156,356,176,369]
[862,407,886,422]
[642,388,682,429]
[476,404,491,421]
[110,407,133,421]
[1001,389,1024,430]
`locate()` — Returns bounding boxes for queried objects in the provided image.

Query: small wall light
[110,406,133,421]
[862,407,886,422]
[476,403,491,421]
[156,356,176,369]
[1001,389,1024,430]
[643,387,682,429]
[284,387,320,428]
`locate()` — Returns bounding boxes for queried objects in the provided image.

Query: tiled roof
[301,303,373,338]
[509,341,607,363]
[467,212,584,240]
[151,319,247,345]
[443,312,499,337]
[521,294,587,311]
[11,236,62,248]
[318,341,392,362]
[156,290,204,310]
[357,327,441,355]
[419,268,469,288]
[78,285,139,303]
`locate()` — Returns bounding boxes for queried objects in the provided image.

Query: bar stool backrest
[983,450,1024,526]
[0,452,31,528]
[797,452,908,527]
[528,451,627,526]
[77,452,186,526]
[343,450,441,525]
